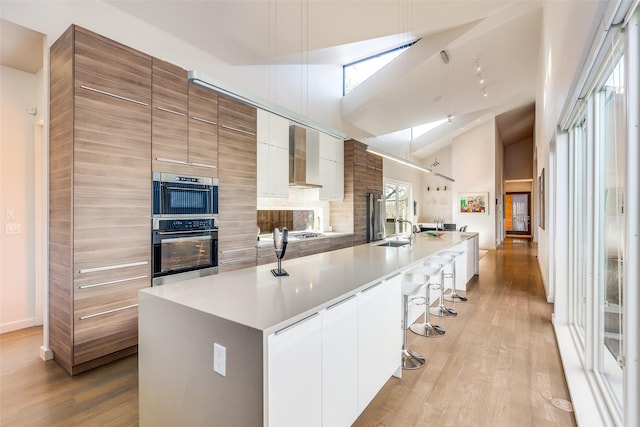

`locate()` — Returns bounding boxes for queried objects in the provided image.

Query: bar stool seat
[401,270,429,370]
[407,264,446,337]
[424,256,458,318]
[438,249,468,302]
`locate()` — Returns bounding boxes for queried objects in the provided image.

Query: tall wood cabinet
[50,25,152,375]
[218,96,258,271]
[329,139,383,245]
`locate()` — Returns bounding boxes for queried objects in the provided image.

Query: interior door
[505,192,531,235]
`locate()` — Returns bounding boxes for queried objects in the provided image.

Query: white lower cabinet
[322,295,359,426]
[357,274,402,412]
[267,313,322,427]
[267,275,402,426]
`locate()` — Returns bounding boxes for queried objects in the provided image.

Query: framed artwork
[459,192,489,214]
[539,168,545,229]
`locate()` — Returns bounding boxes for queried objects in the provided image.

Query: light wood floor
[0,239,575,426]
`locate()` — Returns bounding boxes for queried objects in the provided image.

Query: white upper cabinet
[318,133,344,201]
[257,109,289,198]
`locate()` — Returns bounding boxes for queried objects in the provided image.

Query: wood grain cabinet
[151,60,218,176]
[329,139,382,245]
[217,96,258,271]
[49,25,152,375]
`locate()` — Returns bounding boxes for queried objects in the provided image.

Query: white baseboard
[0,318,36,334]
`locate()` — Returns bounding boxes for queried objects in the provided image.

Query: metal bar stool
[401,269,428,370]
[424,256,457,318]
[408,264,446,337]
[438,249,468,302]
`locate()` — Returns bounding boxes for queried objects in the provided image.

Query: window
[343,42,416,96]
[596,52,625,407]
[384,180,411,236]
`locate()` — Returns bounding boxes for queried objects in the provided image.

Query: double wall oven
[152,172,218,285]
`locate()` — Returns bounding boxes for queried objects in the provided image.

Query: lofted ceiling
[3,0,539,159]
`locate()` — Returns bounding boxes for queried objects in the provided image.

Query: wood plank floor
[353,238,576,427]
[0,238,575,426]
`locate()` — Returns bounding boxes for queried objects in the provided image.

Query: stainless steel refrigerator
[366,192,385,242]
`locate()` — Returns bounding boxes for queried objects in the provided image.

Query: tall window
[384,181,411,236]
[596,53,625,406]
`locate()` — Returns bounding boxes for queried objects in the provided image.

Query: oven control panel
[157,219,216,231]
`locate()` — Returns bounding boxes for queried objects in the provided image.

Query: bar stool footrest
[429,306,458,317]
[410,322,446,337]
[402,349,426,370]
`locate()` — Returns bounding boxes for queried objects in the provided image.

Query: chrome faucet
[396,218,415,245]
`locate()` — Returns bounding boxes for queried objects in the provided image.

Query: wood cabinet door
[188,82,218,172]
[218,96,257,272]
[152,58,189,168]
[73,44,151,364]
[74,26,151,107]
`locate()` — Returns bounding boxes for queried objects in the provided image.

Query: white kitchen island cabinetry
[321,295,358,426]
[268,313,322,427]
[357,275,401,411]
[139,232,479,426]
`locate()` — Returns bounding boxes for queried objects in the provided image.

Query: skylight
[411,118,448,139]
[343,41,416,96]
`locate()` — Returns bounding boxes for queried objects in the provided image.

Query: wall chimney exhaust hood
[289,125,322,189]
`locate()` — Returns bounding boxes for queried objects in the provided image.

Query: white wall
[420,146,454,224]
[451,120,497,250]
[0,65,42,333]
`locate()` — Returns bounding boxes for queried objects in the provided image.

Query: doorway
[505,192,531,235]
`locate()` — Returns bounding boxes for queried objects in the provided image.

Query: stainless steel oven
[152,218,218,286]
[153,172,218,217]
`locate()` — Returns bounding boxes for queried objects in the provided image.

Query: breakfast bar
[138,231,479,426]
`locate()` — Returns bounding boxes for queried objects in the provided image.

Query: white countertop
[141,231,477,334]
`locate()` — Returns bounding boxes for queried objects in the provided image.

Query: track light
[482,87,488,97]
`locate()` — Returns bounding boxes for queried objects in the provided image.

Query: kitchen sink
[377,240,410,247]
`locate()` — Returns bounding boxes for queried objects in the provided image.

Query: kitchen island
[138,231,479,426]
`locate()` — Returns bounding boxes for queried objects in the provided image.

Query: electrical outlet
[213,343,226,376]
[5,223,21,235]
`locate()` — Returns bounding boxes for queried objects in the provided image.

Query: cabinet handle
[155,157,216,169]
[386,272,401,281]
[189,162,217,169]
[219,257,256,265]
[274,312,319,336]
[326,294,357,310]
[191,116,217,126]
[79,261,148,274]
[155,157,188,165]
[221,247,255,254]
[79,304,138,320]
[78,275,149,289]
[156,106,186,117]
[221,124,256,136]
[80,85,148,107]
[361,282,382,293]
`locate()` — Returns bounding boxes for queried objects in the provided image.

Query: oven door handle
[163,186,211,192]
[155,230,214,235]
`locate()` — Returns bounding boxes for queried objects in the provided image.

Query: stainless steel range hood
[289,125,322,189]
